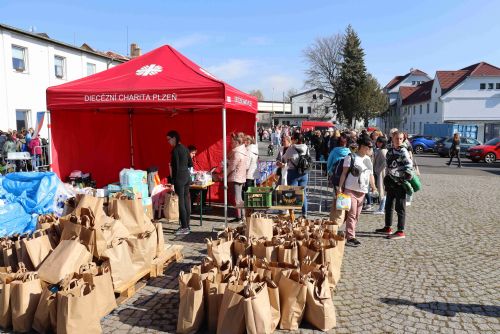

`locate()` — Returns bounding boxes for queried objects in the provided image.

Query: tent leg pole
[47,111,52,171]
[129,110,134,168]
[222,107,228,228]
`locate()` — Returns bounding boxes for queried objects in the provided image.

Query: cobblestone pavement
[97,168,500,334]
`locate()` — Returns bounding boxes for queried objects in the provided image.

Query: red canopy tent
[46,45,257,221]
[301,121,335,132]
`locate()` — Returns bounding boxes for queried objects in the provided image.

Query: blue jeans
[286,169,308,216]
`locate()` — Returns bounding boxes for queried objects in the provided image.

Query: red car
[467,137,500,163]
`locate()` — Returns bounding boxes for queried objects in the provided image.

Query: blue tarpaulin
[0,172,62,237]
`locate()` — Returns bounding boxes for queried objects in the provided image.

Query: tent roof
[301,121,335,127]
[46,45,257,114]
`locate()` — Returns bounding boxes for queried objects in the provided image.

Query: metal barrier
[306,160,334,213]
[0,144,50,174]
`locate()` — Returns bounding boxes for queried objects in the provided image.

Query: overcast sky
[2,0,499,99]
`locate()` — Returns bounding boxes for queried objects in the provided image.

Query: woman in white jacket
[244,135,259,190]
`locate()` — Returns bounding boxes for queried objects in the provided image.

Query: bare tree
[248,89,265,101]
[303,34,344,118]
[285,88,298,101]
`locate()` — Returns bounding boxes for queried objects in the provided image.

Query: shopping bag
[203,270,229,333]
[206,237,233,268]
[23,230,53,269]
[2,240,18,272]
[410,174,422,192]
[13,234,34,271]
[233,235,251,258]
[298,239,321,263]
[278,240,299,265]
[109,197,148,234]
[100,216,130,246]
[127,227,157,274]
[74,194,105,216]
[304,268,336,331]
[103,238,135,289]
[320,236,345,288]
[278,270,307,330]
[11,272,43,333]
[0,273,13,329]
[38,239,92,284]
[177,271,204,334]
[216,283,246,334]
[266,278,280,332]
[245,213,273,240]
[56,281,102,334]
[163,192,179,222]
[251,238,280,262]
[79,262,117,317]
[329,202,345,227]
[154,221,165,257]
[336,192,351,211]
[32,284,58,334]
[300,256,320,276]
[244,282,273,334]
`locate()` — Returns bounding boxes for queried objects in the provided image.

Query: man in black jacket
[167,130,193,235]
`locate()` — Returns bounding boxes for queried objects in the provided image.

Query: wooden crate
[114,244,184,305]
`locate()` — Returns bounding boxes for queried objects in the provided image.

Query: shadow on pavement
[380,298,500,317]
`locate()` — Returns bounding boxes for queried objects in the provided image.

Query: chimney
[130,43,142,58]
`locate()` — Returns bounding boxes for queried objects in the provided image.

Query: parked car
[435,136,481,157]
[410,135,442,154]
[466,137,500,163]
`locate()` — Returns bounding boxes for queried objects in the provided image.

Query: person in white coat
[244,135,259,191]
[276,135,291,185]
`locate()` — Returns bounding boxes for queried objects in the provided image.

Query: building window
[496,83,500,89]
[419,122,422,133]
[412,81,415,85]
[307,106,312,114]
[324,106,329,113]
[426,103,430,113]
[413,106,416,115]
[12,45,27,72]
[312,94,317,100]
[435,88,437,93]
[86,63,96,76]
[480,83,486,90]
[54,56,65,79]
[419,105,422,114]
[16,110,30,132]
[299,106,303,114]
[488,83,494,89]
[319,94,323,99]
[434,102,438,113]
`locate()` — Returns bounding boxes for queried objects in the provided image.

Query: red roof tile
[436,70,469,94]
[409,69,428,76]
[384,76,404,89]
[464,62,500,76]
[399,86,418,102]
[402,80,434,105]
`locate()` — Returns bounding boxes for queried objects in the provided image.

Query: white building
[0,23,128,135]
[380,63,500,142]
[257,100,291,126]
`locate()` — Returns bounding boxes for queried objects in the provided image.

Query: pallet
[114,244,184,305]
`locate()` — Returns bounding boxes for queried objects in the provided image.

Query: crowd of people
[0,128,47,173]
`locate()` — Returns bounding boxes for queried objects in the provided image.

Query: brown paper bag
[24,230,53,269]
[74,194,105,216]
[278,240,299,265]
[56,281,102,334]
[154,221,165,257]
[300,256,320,276]
[109,197,147,234]
[11,272,43,332]
[206,238,233,268]
[266,278,280,332]
[233,235,251,258]
[304,268,336,331]
[177,271,204,334]
[245,213,273,239]
[320,235,345,287]
[252,238,279,262]
[32,284,58,334]
[100,216,130,246]
[0,273,13,329]
[79,262,117,317]
[163,192,179,222]
[298,239,321,262]
[2,241,18,272]
[14,234,34,271]
[103,238,135,289]
[278,270,307,330]
[38,239,92,284]
[203,270,229,333]
[216,283,246,334]
[127,228,157,274]
[244,282,272,334]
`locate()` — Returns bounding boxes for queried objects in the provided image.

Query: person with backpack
[327,132,351,184]
[375,131,414,240]
[282,132,311,218]
[337,136,378,247]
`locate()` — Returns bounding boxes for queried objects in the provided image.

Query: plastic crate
[244,187,273,208]
[275,185,304,206]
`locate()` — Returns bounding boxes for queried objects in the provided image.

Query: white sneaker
[373,210,384,215]
[406,201,411,206]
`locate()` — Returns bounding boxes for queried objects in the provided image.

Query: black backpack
[293,147,312,174]
[329,153,355,187]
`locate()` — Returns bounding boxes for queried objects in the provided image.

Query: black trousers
[385,187,406,231]
[448,150,462,166]
[174,180,191,229]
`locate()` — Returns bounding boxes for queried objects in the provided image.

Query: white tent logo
[136,64,163,76]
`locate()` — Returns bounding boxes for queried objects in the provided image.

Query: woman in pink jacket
[227,133,249,223]
[28,135,42,170]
